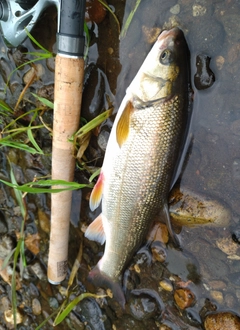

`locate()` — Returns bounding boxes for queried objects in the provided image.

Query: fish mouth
[157,27,185,50]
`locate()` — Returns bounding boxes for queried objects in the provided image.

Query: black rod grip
[59,0,85,37]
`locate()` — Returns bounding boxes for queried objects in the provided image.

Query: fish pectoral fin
[161,203,180,248]
[116,101,134,147]
[85,213,106,245]
[89,172,104,211]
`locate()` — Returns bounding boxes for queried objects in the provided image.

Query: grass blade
[31,93,54,109]
[120,0,142,39]
[53,294,103,326]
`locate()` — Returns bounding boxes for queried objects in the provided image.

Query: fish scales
[85,27,191,305]
[102,96,184,281]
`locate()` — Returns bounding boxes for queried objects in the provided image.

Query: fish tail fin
[88,265,125,308]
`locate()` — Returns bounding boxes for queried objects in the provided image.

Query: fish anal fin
[88,264,125,308]
[89,172,104,211]
[160,204,180,248]
[116,101,134,147]
[85,213,106,245]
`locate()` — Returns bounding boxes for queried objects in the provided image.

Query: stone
[204,312,240,330]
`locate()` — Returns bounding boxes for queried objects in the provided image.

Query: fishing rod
[0,0,86,284]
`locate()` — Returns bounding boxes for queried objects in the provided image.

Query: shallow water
[0,0,240,329]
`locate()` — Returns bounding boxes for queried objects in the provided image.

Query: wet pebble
[97,127,110,152]
[0,211,8,234]
[49,297,59,309]
[170,4,180,15]
[204,312,240,330]
[174,288,195,309]
[169,186,231,227]
[209,290,223,305]
[151,242,167,263]
[159,279,173,292]
[32,298,41,316]
[148,223,169,244]
[128,293,158,320]
[216,236,240,259]
[38,208,50,234]
[4,309,23,325]
[23,64,45,85]
[232,228,240,245]
[29,261,46,280]
[85,0,106,24]
[215,55,225,71]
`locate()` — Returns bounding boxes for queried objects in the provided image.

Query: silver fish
[85,27,191,306]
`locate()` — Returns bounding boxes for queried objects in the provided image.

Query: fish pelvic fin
[116,101,134,147]
[88,265,125,308]
[162,203,180,248]
[85,213,106,245]
[89,172,104,211]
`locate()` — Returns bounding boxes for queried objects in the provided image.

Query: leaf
[54,293,105,326]
[10,166,27,219]
[0,178,93,193]
[74,108,113,140]
[120,0,142,39]
[89,168,101,182]
[1,248,16,270]
[0,140,41,154]
[0,100,13,113]
[31,93,54,109]
[27,127,44,155]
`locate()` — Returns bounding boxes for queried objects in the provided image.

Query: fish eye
[160,49,173,65]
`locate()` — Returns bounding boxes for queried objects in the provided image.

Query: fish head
[130,27,190,103]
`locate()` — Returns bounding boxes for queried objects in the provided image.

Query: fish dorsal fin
[116,101,134,147]
[85,213,106,245]
[89,172,104,211]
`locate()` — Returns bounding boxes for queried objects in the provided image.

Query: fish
[85,27,191,306]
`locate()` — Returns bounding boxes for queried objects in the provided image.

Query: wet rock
[216,236,240,260]
[4,309,23,325]
[218,10,240,42]
[37,208,50,234]
[97,127,110,152]
[232,228,240,245]
[188,19,224,55]
[23,64,45,85]
[225,293,237,309]
[81,64,107,122]
[159,279,173,292]
[151,242,167,263]
[142,26,161,44]
[32,298,41,316]
[214,55,225,71]
[78,298,107,330]
[174,288,195,309]
[114,315,158,330]
[49,297,59,309]
[128,293,158,320]
[204,312,240,330]
[192,4,207,17]
[170,4,180,15]
[169,186,231,227]
[85,0,107,24]
[194,54,215,90]
[0,211,8,234]
[209,290,223,304]
[29,261,46,280]
[148,223,169,244]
